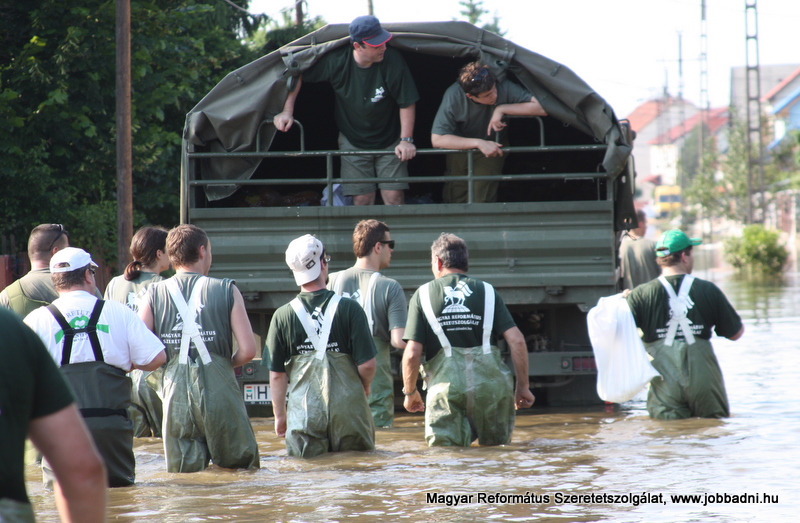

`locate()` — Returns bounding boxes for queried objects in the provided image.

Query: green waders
[368,337,394,427]
[286,295,375,457]
[644,275,730,419]
[0,499,35,523]
[161,277,259,472]
[129,368,163,438]
[419,281,515,447]
[334,272,395,427]
[46,301,136,487]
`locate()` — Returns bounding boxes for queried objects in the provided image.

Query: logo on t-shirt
[54,314,109,344]
[442,281,473,314]
[371,87,385,103]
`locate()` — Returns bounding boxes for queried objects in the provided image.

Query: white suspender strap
[420,282,452,357]
[165,277,212,365]
[482,281,495,354]
[290,294,341,360]
[658,275,696,346]
[333,271,380,334]
[361,271,380,334]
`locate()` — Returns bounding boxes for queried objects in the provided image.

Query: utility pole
[744,0,766,224]
[368,0,374,16]
[699,0,711,243]
[295,0,303,27]
[116,0,133,272]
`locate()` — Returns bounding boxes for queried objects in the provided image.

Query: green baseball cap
[655,229,702,257]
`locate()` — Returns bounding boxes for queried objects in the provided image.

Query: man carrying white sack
[625,229,744,419]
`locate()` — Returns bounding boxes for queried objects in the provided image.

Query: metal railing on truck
[181,116,615,220]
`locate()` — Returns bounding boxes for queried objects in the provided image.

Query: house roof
[772,84,800,114]
[762,66,800,102]
[648,107,728,145]
[625,97,678,132]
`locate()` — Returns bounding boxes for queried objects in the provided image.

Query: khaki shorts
[442,151,507,204]
[338,134,409,196]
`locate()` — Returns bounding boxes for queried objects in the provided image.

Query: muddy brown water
[25,267,799,522]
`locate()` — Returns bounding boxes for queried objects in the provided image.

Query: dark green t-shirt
[404,273,517,360]
[265,289,377,373]
[0,308,74,504]
[303,46,419,149]
[626,274,743,343]
[431,78,532,141]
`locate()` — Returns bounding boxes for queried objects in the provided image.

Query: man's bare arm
[29,404,107,523]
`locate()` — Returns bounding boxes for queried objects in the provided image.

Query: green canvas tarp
[182,21,632,201]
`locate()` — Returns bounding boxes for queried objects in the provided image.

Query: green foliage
[0,0,265,267]
[723,224,788,277]
[457,0,506,36]
[248,9,325,54]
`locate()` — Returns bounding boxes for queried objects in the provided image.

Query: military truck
[181,22,636,416]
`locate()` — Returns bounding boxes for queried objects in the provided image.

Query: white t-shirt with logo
[24,290,164,371]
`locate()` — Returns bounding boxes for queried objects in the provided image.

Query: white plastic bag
[587,293,661,403]
[320,183,352,206]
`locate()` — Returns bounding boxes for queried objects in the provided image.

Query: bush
[723,225,788,276]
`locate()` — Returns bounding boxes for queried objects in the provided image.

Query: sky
[248,0,800,118]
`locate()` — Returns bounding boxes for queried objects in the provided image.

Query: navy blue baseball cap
[349,15,392,47]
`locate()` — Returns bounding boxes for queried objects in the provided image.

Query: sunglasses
[48,224,68,251]
[470,67,490,85]
[88,267,97,275]
[377,240,395,249]
[323,254,331,264]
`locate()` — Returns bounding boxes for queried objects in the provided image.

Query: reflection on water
[27,270,800,522]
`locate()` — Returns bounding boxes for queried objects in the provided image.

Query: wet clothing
[145,273,259,472]
[619,236,660,290]
[304,46,419,150]
[0,307,74,514]
[329,267,407,427]
[405,274,517,446]
[0,269,59,317]
[627,274,743,419]
[104,271,165,437]
[432,79,532,203]
[265,289,376,457]
[24,291,164,487]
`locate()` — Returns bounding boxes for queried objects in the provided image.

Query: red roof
[648,107,728,145]
[762,66,800,102]
[625,99,668,132]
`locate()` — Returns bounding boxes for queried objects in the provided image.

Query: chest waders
[285,295,375,457]
[46,301,135,487]
[0,499,36,523]
[643,276,729,419]
[419,282,514,447]
[334,272,394,427]
[160,277,259,472]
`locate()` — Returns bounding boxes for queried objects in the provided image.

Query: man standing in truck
[139,224,260,472]
[619,209,660,290]
[273,15,419,206]
[328,220,407,427]
[266,234,377,457]
[431,61,547,203]
[402,233,534,446]
[626,229,744,419]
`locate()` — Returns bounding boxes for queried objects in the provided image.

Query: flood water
[26,264,800,522]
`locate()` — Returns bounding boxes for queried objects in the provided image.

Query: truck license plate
[243,383,271,405]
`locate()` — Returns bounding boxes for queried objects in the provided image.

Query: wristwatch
[400,137,414,144]
[402,387,417,396]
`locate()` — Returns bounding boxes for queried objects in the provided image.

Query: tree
[457,0,506,36]
[0,0,265,267]
[248,6,325,54]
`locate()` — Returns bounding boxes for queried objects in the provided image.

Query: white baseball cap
[50,247,98,274]
[285,234,324,285]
